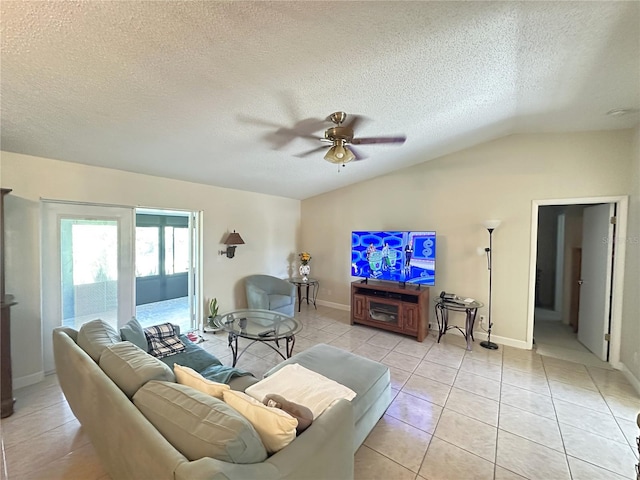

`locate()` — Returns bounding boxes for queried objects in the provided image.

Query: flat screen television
[351,230,436,286]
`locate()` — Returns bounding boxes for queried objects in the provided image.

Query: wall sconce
[219,230,245,259]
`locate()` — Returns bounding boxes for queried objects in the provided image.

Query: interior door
[577,203,614,360]
[569,247,581,333]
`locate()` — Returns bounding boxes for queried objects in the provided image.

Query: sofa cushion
[158,334,222,372]
[246,363,356,419]
[144,323,186,359]
[264,344,390,424]
[77,319,121,362]
[99,341,175,398]
[223,390,297,454]
[119,317,148,351]
[133,381,268,464]
[173,364,230,399]
[228,374,261,392]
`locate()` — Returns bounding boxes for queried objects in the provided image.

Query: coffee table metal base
[227,332,296,367]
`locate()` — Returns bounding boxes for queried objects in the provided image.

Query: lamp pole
[481,226,499,350]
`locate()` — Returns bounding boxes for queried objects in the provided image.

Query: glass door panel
[61,218,119,328]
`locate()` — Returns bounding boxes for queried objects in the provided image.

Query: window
[164,226,189,275]
[136,226,160,276]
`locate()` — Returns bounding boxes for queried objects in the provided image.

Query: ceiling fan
[297,111,406,164]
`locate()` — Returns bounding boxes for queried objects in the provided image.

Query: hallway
[534,314,610,369]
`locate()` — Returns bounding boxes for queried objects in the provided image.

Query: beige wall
[1,152,300,385]
[301,131,634,348]
[621,126,640,381]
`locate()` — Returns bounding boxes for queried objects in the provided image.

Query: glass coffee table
[214,309,303,367]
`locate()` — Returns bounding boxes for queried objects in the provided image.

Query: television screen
[351,231,436,286]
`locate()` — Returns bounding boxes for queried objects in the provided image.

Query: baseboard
[472,330,530,350]
[13,371,45,390]
[619,363,640,397]
[316,299,350,311]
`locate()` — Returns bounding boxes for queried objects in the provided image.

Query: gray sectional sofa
[53,319,391,480]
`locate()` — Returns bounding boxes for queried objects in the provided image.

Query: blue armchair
[245,275,296,317]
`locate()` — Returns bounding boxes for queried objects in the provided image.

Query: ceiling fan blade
[237,114,283,130]
[351,135,406,145]
[294,145,329,158]
[344,114,365,132]
[349,145,368,160]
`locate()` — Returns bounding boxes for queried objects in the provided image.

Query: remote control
[258,329,275,337]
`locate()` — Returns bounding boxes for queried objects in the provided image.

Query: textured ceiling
[1,1,639,200]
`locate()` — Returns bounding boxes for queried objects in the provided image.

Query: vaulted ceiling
[1,1,639,199]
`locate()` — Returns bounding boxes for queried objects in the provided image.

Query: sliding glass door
[42,202,202,373]
[41,201,135,372]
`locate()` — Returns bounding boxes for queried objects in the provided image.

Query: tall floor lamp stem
[481,227,499,350]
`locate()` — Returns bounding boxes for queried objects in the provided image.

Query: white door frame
[527,195,628,368]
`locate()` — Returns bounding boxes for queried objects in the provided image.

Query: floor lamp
[481,220,501,350]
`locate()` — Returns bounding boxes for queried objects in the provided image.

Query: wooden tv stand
[350,280,429,342]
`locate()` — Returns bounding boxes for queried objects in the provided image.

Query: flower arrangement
[299,252,312,265]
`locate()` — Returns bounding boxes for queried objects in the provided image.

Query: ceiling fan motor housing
[325,126,354,142]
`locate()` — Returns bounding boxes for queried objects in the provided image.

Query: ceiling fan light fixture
[324,144,355,164]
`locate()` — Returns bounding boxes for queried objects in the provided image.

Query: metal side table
[434,298,483,351]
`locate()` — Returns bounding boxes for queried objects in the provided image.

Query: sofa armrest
[246,284,269,310]
[266,399,354,479]
[174,399,355,480]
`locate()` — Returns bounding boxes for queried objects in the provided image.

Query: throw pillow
[174,364,230,399]
[223,390,297,454]
[134,381,267,463]
[263,393,313,434]
[119,317,148,351]
[144,323,185,359]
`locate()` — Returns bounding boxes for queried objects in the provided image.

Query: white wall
[1,152,300,386]
[621,126,640,383]
[301,131,635,347]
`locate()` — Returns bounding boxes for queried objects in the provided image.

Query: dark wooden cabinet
[350,280,429,341]
[1,188,15,418]
[352,294,366,320]
[402,303,419,333]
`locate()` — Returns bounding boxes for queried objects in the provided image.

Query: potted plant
[205,298,220,332]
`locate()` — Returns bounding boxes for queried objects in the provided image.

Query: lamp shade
[324,144,355,164]
[483,220,501,230]
[225,231,245,245]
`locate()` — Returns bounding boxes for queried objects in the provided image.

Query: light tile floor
[2,305,639,479]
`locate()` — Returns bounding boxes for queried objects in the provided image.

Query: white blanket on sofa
[245,364,356,419]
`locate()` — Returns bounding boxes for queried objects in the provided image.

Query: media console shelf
[350,280,429,342]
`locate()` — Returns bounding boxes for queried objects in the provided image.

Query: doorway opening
[528,196,628,369]
[135,208,201,333]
